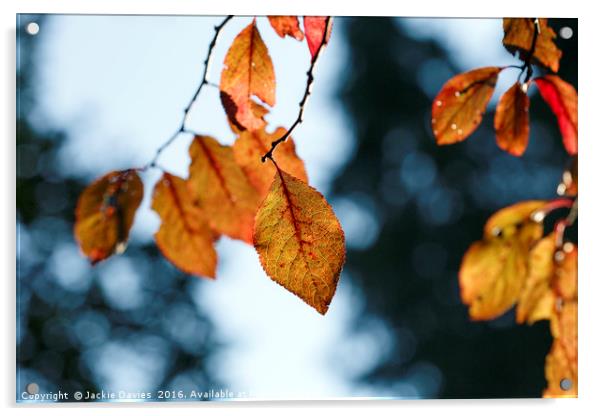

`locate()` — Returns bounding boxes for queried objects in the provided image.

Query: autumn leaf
[253,166,345,314]
[74,169,143,264]
[516,234,555,324]
[545,300,578,397]
[432,67,501,145]
[494,83,530,156]
[220,20,275,132]
[459,200,546,320]
[303,16,332,60]
[233,127,308,197]
[535,75,578,155]
[268,16,304,41]
[151,172,217,279]
[188,135,260,244]
[503,18,562,73]
[554,242,577,301]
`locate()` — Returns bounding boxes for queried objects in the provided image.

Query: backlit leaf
[220,20,275,132]
[188,135,260,244]
[554,242,577,301]
[151,173,217,279]
[459,200,546,320]
[535,75,578,154]
[503,18,562,73]
[74,169,143,264]
[303,16,332,60]
[253,167,345,314]
[545,300,578,397]
[268,16,304,41]
[516,234,555,324]
[432,67,501,145]
[494,83,530,156]
[233,126,308,197]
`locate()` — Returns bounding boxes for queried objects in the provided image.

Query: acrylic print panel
[16,14,577,402]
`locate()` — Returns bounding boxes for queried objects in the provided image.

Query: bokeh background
[16,15,577,401]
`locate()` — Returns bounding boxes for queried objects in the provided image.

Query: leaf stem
[143,15,234,171]
[262,17,333,163]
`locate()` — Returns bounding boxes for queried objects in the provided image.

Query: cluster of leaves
[432,18,578,397]
[74,16,345,315]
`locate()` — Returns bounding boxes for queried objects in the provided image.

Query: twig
[143,15,233,170]
[262,17,333,163]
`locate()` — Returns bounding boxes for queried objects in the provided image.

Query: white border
[3,0,600,415]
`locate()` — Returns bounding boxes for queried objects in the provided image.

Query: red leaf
[535,75,578,154]
[303,16,332,60]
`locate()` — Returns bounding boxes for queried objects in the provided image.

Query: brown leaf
[535,75,578,155]
[151,173,217,279]
[503,18,562,73]
[268,16,304,41]
[233,126,308,197]
[303,16,332,60]
[432,67,501,145]
[188,135,260,244]
[459,200,546,320]
[253,166,345,314]
[494,83,530,156]
[554,242,577,301]
[220,20,275,132]
[74,169,143,264]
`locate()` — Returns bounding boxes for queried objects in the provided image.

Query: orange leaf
[503,18,562,73]
[554,242,577,301]
[545,300,578,397]
[459,200,546,320]
[516,234,555,324]
[188,135,260,244]
[303,16,332,60]
[151,173,218,279]
[268,16,304,41]
[220,20,275,132]
[535,75,578,155]
[494,83,530,156]
[233,127,308,197]
[253,167,345,314]
[74,169,143,264]
[432,67,501,145]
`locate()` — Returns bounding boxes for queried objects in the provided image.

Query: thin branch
[143,15,233,170]
[262,17,333,163]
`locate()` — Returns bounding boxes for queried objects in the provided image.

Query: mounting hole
[26,22,40,36]
[26,382,39,394]
[560,378,573,391]
[559,26,573,40]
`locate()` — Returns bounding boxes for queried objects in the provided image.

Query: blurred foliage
[332,17,577,398]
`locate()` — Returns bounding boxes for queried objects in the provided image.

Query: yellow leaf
[268,16,304,41]
[232,126,308,197]
[545,301,578,398]
[220,20,275,131]
[516,234,555,324]
[188,135,261,244]
[253,167,345,314]
[431,67,501,145]
[459,200,546,320]
[554,242,577,301]
[151,173,217,279]
[74,169,143,264]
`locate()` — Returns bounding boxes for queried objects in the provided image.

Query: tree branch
[144,15,233,170]
[262,17,333,163]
